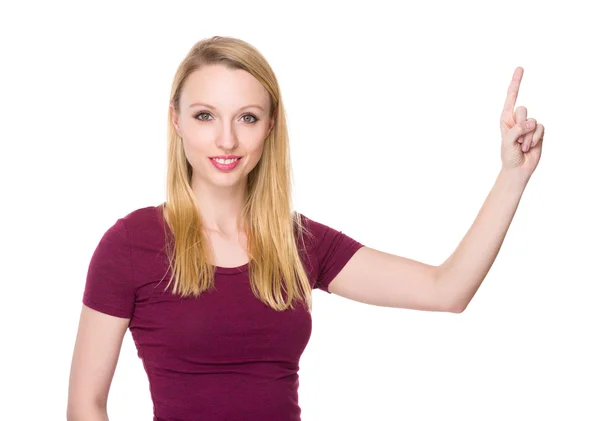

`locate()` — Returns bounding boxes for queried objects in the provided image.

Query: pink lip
[209,157,242,172]
[209,155,242,159]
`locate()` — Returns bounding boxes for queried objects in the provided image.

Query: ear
[268,115,275,136]
[170,103,182,136]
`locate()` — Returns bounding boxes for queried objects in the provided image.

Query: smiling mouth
[210,157,241,164]
[209,157,242,171]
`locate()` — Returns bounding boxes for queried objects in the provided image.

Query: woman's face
[172,64,274,189]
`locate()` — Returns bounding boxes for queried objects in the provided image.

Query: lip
[209,155,242,159]
[209,156,242,172]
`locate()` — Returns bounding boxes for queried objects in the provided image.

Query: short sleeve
[304,215,364,294]
[82,218,135,318]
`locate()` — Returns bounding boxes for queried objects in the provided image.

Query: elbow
[438,301,465,314]
[448,303,466,314]
[440,294,467,314]
[446,297,468,314]
[435,270,468,313]
[67,379,109,420]
[66,402,108,421]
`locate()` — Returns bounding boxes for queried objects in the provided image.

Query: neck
[191,176,248,236]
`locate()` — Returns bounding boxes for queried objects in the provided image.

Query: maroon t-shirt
[82,204,363,421]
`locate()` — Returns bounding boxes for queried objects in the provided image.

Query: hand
[499,67,545,183]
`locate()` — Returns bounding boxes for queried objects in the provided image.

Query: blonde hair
[161,36,314,312]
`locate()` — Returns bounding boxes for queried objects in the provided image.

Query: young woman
[67,36,545,420]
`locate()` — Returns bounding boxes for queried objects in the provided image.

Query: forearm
[437,168,528,312]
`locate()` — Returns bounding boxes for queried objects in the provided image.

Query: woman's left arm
[436,168,528,312]
[327,67,545,313]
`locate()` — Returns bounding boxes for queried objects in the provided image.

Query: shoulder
[295,211,347,241]
[105,203,166,248]
[120,203,163,228]
[116,203,164,234]
[294,211,361,257]
[294,212,324,247]
[294,211,363,292]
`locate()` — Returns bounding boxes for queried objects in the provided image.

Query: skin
[326,66,547,312]
[66,67,546,420]
[499,67,545,183]
[170,64,275,237]
[67,66,278,417]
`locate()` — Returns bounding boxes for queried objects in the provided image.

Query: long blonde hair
[160,36,314,312]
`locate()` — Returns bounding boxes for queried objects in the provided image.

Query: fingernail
[527,121,534,129]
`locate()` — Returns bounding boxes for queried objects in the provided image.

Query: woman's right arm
[67,304,130,420]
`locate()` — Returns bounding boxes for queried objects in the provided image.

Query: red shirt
[82,204,363,420]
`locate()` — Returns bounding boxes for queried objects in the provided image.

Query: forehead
[180,65,270,109]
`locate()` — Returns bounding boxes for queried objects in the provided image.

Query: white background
[1,0,599,420]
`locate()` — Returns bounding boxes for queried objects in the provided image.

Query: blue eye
[194,111,259,124]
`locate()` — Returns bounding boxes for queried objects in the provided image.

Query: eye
[195,111,212,121]
[194,111,259,124]
[242,114,259,124]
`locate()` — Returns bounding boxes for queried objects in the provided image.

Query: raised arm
[326,67,545,313]
[67,304,130,420]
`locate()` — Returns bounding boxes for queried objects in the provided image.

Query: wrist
[498,167,529,192]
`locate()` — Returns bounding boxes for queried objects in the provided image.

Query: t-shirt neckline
[155,203,249,275]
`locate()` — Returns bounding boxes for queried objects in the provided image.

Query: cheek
[181,125,212,149]
[181,137,198,156]
[181,137,211,167]
[248,139,266,162]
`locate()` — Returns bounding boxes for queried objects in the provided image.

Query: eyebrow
[188,102,265,112]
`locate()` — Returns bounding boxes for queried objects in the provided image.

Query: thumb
[505,118,537,144]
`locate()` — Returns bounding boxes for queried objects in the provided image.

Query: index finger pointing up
[501,67,524,121]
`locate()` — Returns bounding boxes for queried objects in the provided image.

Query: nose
[215,120,239,151]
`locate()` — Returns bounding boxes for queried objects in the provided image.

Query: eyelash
[194,111,259,124]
